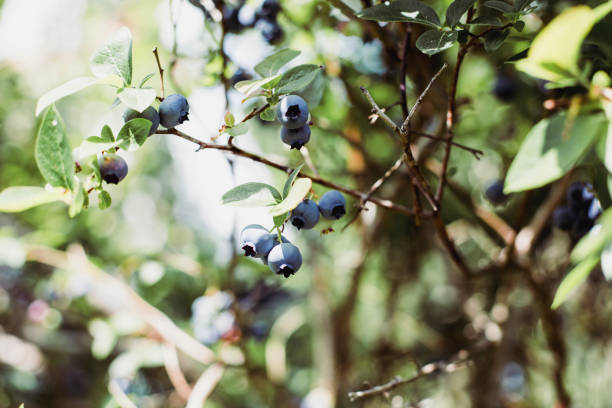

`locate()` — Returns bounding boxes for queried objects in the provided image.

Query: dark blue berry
[276,95,309,129]
[255,0,281,21]
[280,124,310,149]
[240,224,276,258]
[567,182,594,212]
[319,190,346,220]
[159,94,189,128]
[99,154,128,184]
[492,74,517,102]
[484,179,509,205]
[230,68,251,86]
[123,106,160,136]
[257,19,283,44]
[552,207,573,231]
[290,199,320,230]
[267,243,302,278]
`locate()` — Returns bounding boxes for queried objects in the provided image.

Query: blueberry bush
[0,0,612,407]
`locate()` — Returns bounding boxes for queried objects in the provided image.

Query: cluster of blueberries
[240,190,346,278]
[223,0,283,44]
[277,95,311,149]
[553,181,602,242]
[98,94,190,185]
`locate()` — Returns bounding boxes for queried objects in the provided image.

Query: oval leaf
[416,30,458,55]
[0,186,66,213]
[36,77,101,116]
[235,76,279,97]
[275,65,321,95]
[35,106,75,191]
[255,49,300,78]
[117,118,152,150]
[117,87,157,112]
[446,0,476,28]
[90,27,133,85]
[357,0,441,27]
[283,164,304,198]
[269,178,312,216]
[551,256,599,309]
[505,113,607,193]
[221,182,282,207]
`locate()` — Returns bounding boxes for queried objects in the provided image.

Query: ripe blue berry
[484,179,509,205]
[492,74,517,102]
[122,106,160,136]
[257,19,283,44]
[240,224,276,258]
[280,124,311,150]
[318,190,346,220]
[276,95,309,130]
[267,243,302,278]
[98,154,128,184]
[567,182,593,212]
[256,0,281,21]
[290,199,320,230]
[552,207,573,231]
[159,94,189,128]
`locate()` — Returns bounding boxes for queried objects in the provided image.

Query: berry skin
[567,182,594,212]
[159,94,189,128]
[588,198,602,220]
[256,0,281,21]
[318,190,346,220]
[492,74,517,102]
[240,224,276,258]
[552,207,573,231]
[276,95,309,130]
[98,154,128,184]
[290,199,320,230]
[123,106,160,136]
[267,243,302,278]
[484,179,510,205]
[257,19,283,44]
[280,124,311,149]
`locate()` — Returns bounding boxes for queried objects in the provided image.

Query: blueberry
[588,198,602,220]
[223,5,244,33]
[567,182,594,212]
[230,68,251,86]
[570,214,594,242]
[262,234,290,265]
[255,0,281,21]
[280,124,311,149]
[552,207,573,231]
[484,179,510,205]
[123,106,160,136]
[492,74,517,102]
[98,154,128,184]
[257,19,283,44]
[318,190,346,220]
[267,243,302,278]
[277,95,309,130]
[240,224,276,258]
[159,94,189,128]
[290,199,320,230]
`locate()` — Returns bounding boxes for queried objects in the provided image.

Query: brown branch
[348,350,472,402]
[401,63,448,133]
[410,130,483,159]
[153,47,166,100]
[156,129,421,218]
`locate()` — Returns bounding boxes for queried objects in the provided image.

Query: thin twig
[410,130,483,159]
[300,146,320,177]
[347,350,472,402]
[401,63,448,133]
[157,129,422,218]
[153,47,166,100]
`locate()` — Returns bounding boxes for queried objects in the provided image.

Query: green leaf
[275,64,321,95]
[221,183,282,207]
[76,139,117,160]
[117,118,152,150]
[504,113,607,193]
[416,30,458,55]
[69,181,86,218]
[571,208,612,262]
[117,87,157,112]
[273,213,288,228]
[514,0,531,12]
[513,20,525,32]
[516,4,612,83]
[551,256,599,309]
[101,125,115,142]
[446,0,475,28]
[98,190,112,210]
[224,112,235,127]
[90,27,133,85]
[356,0,441,27]
[260,107,277,121]
[483,28,510,52]
[227,123,248,137]
[35,106,75,191]
[139,73,155,87]
[469,16,503,26]
[296,71,326,107]
[0,186,66,213]
[255,49,300,78]
[36,76,102,116]
[283,164,304,198]
[269,178,312,216]
[483,0,514,13]
[235,76,280,97]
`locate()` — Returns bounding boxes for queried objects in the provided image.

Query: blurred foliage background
[0,0,612,407]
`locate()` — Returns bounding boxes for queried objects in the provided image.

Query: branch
[156,129,421,218]
[153,47,166,100]
[401,63,448,133]
[348,350,472,402]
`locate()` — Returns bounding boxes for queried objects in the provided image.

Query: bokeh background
[0,0,611,407]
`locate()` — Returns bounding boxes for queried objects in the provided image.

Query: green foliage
[35,106,75,191]
[356,0,441,27]
[416,30,458,55]
[0,186,66,212]
[552,256,599,309]
[116,87,156,112]
[254,49,300,77]
[269,177,312,216]
[89,26,133,86]
[445,0,476,28]
[221,182,282,207]
[117,118,152,150]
